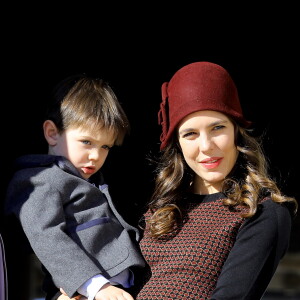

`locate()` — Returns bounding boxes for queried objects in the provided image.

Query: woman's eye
[182,132,197,138]
[213,125,225,131]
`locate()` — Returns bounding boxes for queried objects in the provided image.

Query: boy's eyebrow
[79,134,115,146]
[78,135,94,140]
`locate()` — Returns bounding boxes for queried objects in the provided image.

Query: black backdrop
[1,14,299,299]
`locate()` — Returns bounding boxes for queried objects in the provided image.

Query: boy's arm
[6,172,104,298]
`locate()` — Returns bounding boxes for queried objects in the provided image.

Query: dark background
[1,8,299,299]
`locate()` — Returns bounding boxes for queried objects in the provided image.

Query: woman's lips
[200,157,223,169]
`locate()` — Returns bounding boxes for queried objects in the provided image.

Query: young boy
[5,75,146,300]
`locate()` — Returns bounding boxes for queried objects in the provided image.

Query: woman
[135,61,298,299]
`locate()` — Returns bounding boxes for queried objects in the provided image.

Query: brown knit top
[136,192,292,300]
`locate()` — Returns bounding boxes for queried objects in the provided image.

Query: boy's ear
[43,120,59,146]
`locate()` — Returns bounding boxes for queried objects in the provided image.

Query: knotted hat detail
[158,82,170,145]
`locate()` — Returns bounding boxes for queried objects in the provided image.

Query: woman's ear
[43,120,59,146]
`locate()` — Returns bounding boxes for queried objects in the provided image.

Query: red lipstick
[200,157,223,169]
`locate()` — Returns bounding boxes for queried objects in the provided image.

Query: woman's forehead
[179,110,231,127]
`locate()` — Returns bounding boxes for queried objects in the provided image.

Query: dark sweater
[137,192,292,300]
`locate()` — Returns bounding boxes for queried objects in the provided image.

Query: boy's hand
[95,283,134,300]
[57,284,134,300]
[57,288,86,300]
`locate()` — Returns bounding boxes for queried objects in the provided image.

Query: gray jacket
[5,154,146,297]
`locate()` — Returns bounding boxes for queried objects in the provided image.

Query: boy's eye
[102,145,112,151]
[81,140,91,145]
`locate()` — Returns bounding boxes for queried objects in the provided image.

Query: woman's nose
[199,135,213,151]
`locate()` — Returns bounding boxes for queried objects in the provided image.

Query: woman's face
[177,110,238,194]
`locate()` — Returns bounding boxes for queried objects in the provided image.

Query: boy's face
[50,126,116,179]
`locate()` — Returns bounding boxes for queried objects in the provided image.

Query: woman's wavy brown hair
[146,123,298,239]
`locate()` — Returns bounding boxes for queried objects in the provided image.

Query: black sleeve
[210,200,292,300]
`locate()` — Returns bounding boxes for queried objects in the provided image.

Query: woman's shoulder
[242,197,293,236]
[237,197,293,252]
[259,197,294,220]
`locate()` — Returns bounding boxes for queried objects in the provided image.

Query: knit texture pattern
[136,196,246,299]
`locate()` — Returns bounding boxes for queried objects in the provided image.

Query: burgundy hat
[158,61,252,150]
